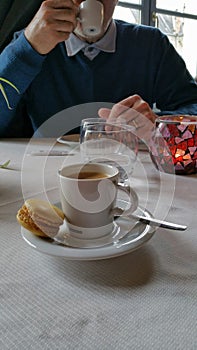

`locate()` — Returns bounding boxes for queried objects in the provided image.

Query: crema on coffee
[68,171,108,179]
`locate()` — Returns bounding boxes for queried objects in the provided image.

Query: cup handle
[111,183,138,217]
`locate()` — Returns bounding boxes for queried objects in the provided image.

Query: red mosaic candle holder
[150,115,197,175]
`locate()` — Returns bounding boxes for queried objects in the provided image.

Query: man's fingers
[45,0,77,9]
[117,94,142,108]
[52,8,77,21]
[98,108,110,119]
[98,94,157,143]
[101,95,142,122]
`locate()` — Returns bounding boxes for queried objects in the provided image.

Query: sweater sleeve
[0,31,46,137]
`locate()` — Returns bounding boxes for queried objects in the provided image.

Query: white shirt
[65,20,117,60]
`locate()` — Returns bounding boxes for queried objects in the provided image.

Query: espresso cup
[58,163,138,240]
[78,0,104,37]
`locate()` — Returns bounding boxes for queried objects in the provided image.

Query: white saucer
[54,220,121,248]
[21,204,156,260]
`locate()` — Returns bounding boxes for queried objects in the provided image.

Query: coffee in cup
[68,170,107,180]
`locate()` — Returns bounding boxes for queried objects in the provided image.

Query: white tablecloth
[0,138,196,350]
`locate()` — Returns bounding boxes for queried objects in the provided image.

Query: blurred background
[114,0,197,79]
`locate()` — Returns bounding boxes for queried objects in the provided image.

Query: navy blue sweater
[0,20,197,137]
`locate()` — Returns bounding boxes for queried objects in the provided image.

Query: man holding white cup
[0,0,197,137]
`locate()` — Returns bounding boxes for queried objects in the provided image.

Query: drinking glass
[80,118,138,183]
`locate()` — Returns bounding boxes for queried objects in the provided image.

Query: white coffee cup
[58,163,138,240]
[78,0,104,37]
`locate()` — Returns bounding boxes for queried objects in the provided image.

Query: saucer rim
[21,205,156,260]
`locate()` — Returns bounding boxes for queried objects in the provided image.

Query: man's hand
[98,95,158,143]
[99,95,157,123]
[25,0,81,54]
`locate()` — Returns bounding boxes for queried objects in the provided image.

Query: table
[0,138,196,350]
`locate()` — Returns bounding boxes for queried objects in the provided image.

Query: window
[114,1,197,77]
[114,1,142,24]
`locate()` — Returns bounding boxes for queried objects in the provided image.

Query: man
[0,0,197,137]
